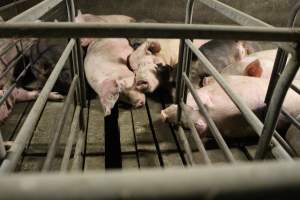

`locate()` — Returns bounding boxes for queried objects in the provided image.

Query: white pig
[161,75,300,138]
[75,12,145,115]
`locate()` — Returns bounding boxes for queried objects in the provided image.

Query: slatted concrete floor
[0,95,259,172]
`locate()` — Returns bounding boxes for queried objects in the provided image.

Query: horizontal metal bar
[197,0,294,53]
[181,102,211,164]
[185,39,292,160]
[0,39,75,173]
[60,105,80,171]
[42,75,78,172]
[255,53,300,159]
[291,83,300,94]
[0,23,299,42]
[7,0,63,23]
[183,73,235,163]
[177,126,195,165]
[1,161,300,199]
[282,109,300,130]
[0,130,6,160]
[0,0,28,12]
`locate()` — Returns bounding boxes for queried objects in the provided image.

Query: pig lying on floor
[75,12,145,115]
[128,39,260,94]
[161,75,300,138]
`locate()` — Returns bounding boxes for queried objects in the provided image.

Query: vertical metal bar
[71,129,85,171]
[185,39,291,160]
[255,47,300,159]
[60,105,80,171]
[175,0,195,123]
[180,102,211,164]
[177,126,195,165]
[183,73,235,163]
[0,39,75,173]
[0,130,6,160]
[42,76,78,171]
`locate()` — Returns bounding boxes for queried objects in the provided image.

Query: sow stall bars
[0,0,299,199]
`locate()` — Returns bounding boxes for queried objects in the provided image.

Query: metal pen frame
[0,0,299,198]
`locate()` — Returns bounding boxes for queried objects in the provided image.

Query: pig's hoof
[48,92,64,101]
[160,110,168,122]
[134,99,145,108]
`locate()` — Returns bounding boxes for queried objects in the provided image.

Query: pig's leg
[14,88,64,102]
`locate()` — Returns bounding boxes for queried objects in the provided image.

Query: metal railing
[0,0,299,198]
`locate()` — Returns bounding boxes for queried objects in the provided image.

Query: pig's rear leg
[15,88,64,102]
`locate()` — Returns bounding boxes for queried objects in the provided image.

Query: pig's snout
[136,80,149,91]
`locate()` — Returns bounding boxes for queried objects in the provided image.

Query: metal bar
[71,129,85,171]
[7,0,63,23]
[197,0,294,53]
[291,83,300,94]
[60,106,80,171]
[0,130,6,160]
[1,161,300,199]
[175,0,195,123]
[255,51,300,159]
[0,0,27,12]
[185,39,292,160]
[42,75,78,171]
[0,23,299,42]
[180,102,211,164]
[183,73,235,163]
[177,126,195,165]
[282,109,300,130]
[0,39,75,173]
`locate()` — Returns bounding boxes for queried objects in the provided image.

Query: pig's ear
[80,38,93,47]
[98,79,121,116]
[148,41,161,54]
[245,59,263,77]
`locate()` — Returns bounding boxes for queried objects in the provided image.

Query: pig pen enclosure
[0,0,300,199]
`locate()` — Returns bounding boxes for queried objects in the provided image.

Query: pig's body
[161,76,300,137]
[189,40,261,88]
[76,12,145,115]
[84,38,145,115]
[219,49,300,79]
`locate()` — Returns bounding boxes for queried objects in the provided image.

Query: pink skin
[129,39,207,92]
[220,49,300,80]
[0,88,63,121]
[161,76,300,138]
[76,13,145,116]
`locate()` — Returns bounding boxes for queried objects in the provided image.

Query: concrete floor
[0,95,259,172]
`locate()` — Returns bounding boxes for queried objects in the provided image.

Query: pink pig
[161,76,300,138]
[75,12,145,115]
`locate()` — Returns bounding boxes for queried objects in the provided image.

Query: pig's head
[128,41,164,92]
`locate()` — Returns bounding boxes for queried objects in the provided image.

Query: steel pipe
[177,126,195,165]
[183,73,235,163]
[282,109,300,130]
[181,102,211,164]
[0,23,299,42]
[197,0,294,53]
[291,83,300,94]
[60,106,80,171]
[0,130,6,160]
[71,128,85,171]
[7,0,63,23]
[0,0,27,12]
[0,39,75,173]
[42,75,78,172]
[255,52,300,159]
[1,161,300,199]
[185,39,292,160]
